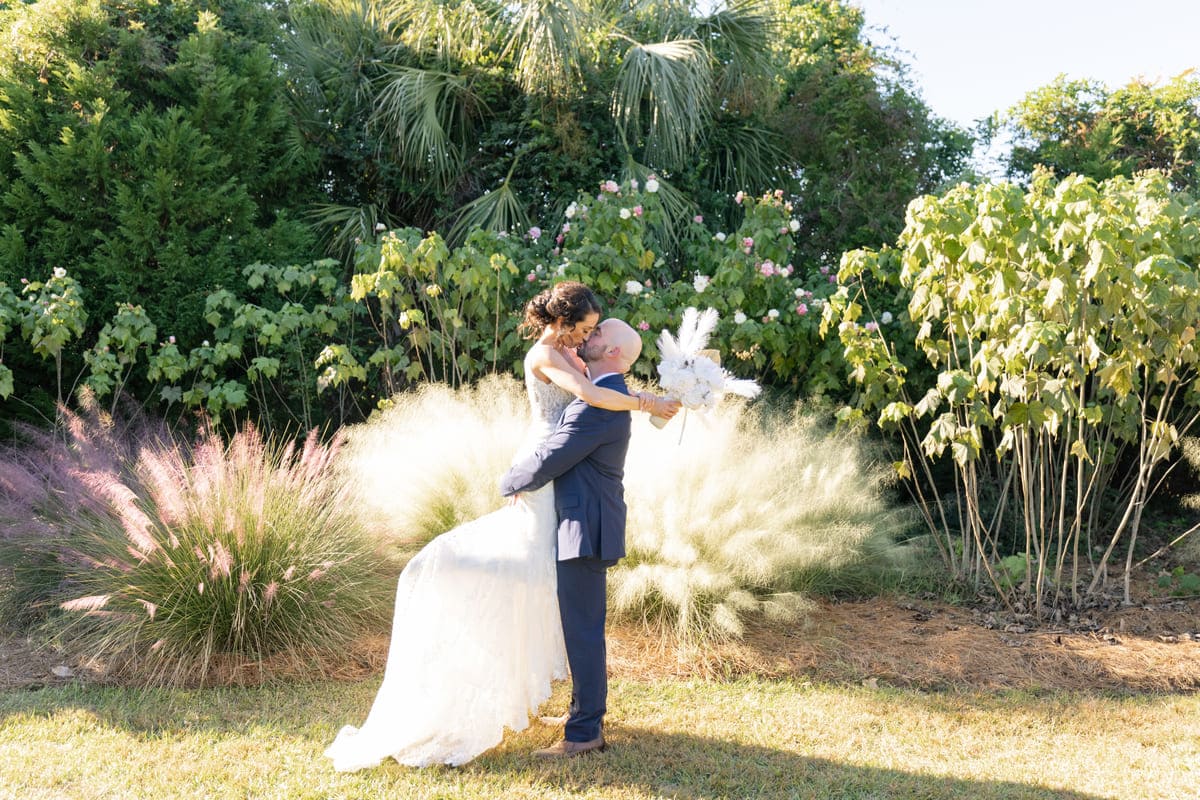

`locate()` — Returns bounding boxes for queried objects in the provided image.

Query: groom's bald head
[581,319,643,374]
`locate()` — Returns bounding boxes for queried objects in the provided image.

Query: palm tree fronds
[370,66,479,189]
[696,0,779,111]
[706,118,793,195]
[504,0,592,99]
[305,202,388,263]
[621,159,695,252]
[446,180,531,245]
[382,0,501,64]
[612,38,712,169]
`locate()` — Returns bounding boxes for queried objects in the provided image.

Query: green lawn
[1,677,1195,799]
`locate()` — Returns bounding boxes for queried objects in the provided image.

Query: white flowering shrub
[337,376,917,646]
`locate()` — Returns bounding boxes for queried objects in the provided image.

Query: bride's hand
[653,396,682,420]
[637,392,681,419]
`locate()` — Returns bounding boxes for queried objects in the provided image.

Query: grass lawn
[1,677,1196,800]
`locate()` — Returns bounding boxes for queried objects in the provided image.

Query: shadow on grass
[471,725,1107,800]
[0,684,1110,800]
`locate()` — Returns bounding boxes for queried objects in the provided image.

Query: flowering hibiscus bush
[1,179,912,427]
[600,189,870,393]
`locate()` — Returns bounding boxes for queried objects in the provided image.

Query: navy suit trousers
[556,556,613,742]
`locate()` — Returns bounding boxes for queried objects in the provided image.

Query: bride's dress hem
[324,373,573,771]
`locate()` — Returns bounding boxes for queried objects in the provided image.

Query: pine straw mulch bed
[6,593,1198,693]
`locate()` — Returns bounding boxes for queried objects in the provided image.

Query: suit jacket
[499,373,632,562]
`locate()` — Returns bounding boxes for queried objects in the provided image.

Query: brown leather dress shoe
[534,736,606,758]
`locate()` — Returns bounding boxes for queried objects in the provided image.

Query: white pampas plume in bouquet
[652,307,761,429]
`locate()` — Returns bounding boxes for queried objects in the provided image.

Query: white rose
[714,232,726,242]
[768,309,780,320]
[645,178,659,193]
[565,202,577,219]
[788,219,800,232]
[734,311,747,325]
[619,208,632,219]
[693,274,711,293]
[53,267,67,279]
[624,280,643,295]
[881,311,894,324]
[375,222,387,232]
[630,179,639,191]
[794,288,806,299]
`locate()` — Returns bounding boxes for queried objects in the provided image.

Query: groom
[501,319,677,757]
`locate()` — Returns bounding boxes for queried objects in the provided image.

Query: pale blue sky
[852,0,1200,129]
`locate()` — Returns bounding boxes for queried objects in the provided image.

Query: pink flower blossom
[637,321,650,331]
[562,223,571,233]
[782,265,794,276]
[633,205,643,217]
[527,272,537,282]
[864,321,879,332]
[693,214,704,223]
[168,335,176,344]
[735,191,745,205]
[555,234,564,245]
[603,180,620,193]
[742,237,754,249]
[528,226,542,240]
[829,274,837,283]
[819,265,830,275]
[796,304,808,316]
[760,260,775,277]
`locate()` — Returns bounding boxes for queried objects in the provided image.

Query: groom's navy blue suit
[500,373,632,743]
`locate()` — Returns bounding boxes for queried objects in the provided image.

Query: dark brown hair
[520,281,601,339]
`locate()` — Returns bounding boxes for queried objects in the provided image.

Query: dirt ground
[6,593,1198,694]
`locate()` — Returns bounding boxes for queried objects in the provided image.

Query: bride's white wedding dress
[324,371,571,770]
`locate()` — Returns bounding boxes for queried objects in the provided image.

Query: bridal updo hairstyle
[520,281,602,339]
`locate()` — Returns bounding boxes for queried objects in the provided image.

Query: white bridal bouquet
[651,307,761,428]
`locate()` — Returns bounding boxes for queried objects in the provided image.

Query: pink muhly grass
[60,594,111,612]
[1,393,394,687]
[208,540,234,580]
[137,448,188,529]
[78,471,159,558]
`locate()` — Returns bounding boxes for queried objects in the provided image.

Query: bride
[325,281,679,770]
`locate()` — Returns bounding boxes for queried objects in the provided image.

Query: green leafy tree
[769,0,973,266]
[0,0,319,399]
[992,72,1200,191]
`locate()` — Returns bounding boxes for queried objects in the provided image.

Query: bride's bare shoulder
[525,343,553,366]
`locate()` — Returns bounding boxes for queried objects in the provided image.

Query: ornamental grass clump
[341,376,915,646]
[337,376,529,549]
[618,399,918,645]
[0,394,393,686]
